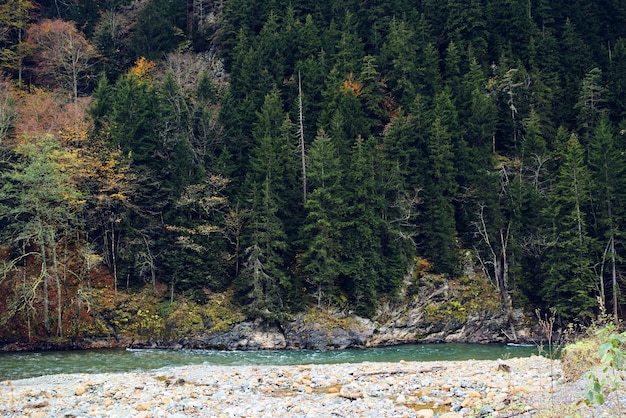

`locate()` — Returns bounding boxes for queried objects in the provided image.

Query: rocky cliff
[132,273,539,350]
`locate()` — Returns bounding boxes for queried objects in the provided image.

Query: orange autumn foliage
[131,56,156,81]
[341,72,363,96]
[12,88,92,143]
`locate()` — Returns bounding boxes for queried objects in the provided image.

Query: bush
[560,338,600,381]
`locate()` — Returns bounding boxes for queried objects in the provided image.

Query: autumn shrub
[163,300,205,339]
[107,289,166,340]
[560,338,601,381]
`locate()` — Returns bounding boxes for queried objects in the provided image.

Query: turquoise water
[0,343,540,381]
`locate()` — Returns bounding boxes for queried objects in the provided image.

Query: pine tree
[236,180,289,320]
[129,0,186,61]
[607,38,626,122]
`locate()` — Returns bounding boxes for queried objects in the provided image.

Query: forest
[1,0,626,343]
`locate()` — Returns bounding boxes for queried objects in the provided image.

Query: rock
[23,400,49,408]
[461,397,475,408]
[439,413,463,418]
[467,390,482,398]
[135,403,150,411]
[480,404,494,415]
[2,357,560,418]
[198,322,287,350]
[497,359,511,372]
[282,315,375,350]
[75,385,86,396]
[339,384,365,400]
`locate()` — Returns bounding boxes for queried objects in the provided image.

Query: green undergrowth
[102,287,245,341]
[302,306,363,331]
[422,273,501,324]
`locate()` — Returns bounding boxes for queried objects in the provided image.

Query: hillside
[1,0,625,345]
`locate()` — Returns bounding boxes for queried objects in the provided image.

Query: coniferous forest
[2,0,626,343]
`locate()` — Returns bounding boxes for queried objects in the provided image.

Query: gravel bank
[1,356,563,417]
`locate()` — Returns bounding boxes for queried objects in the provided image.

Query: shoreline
[1,356,561,417]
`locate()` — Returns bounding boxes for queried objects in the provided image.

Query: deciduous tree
[26,19,97,100]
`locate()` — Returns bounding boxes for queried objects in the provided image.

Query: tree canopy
[2,0,626,341]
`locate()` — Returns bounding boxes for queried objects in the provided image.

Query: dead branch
[353,366,445,378]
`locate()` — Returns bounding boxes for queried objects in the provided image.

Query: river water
[0,343,540,381]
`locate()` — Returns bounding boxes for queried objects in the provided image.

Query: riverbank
[1,356,570,417]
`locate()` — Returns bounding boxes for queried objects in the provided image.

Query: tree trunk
[52,240,62,338]
[611,234,619,321]
[298,71,307,204]
[41,240,50,335]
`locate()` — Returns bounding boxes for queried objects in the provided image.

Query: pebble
[0,357,561,417]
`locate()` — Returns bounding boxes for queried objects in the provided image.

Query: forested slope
[1,0,626,343]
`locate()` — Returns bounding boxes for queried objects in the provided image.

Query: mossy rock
[303,307,361,331]
[560,338,600,382]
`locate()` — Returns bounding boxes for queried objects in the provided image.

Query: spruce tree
[417,89,459,274]
[588,114,625,319]
[541,133,596,319]
[338,136,383,317]
[301,130,344,306]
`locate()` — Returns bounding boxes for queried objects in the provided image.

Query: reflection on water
[0,343,540,381]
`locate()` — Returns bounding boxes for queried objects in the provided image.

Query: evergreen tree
[235,88,298,318]
[588,114,625,319]
[607,38,626,122]
[338,136,384,317]
[129,0,186,61]
[557,18,594,127]
[379,18,418,106]
[301,130,344,306]
[443,0,488,63]
[236,180,289,320]
[541,133,596,319]
[575,67,607,146]
[417,89,459,274]
[331,10,365,76]
[486,0,536,61]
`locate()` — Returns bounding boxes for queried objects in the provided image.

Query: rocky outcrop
[282,315,374,350]
[187,321,287,350]
[159,305,535,351]
[1,272,541,352]
[177,273,539,350]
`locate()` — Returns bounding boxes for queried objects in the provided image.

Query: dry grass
[559,338,601,382]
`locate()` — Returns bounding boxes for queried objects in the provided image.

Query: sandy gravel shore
[0,356,565,417]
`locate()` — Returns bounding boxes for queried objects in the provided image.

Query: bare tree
[26,19,97,100]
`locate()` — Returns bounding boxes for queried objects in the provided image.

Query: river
[0,343,541,381]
